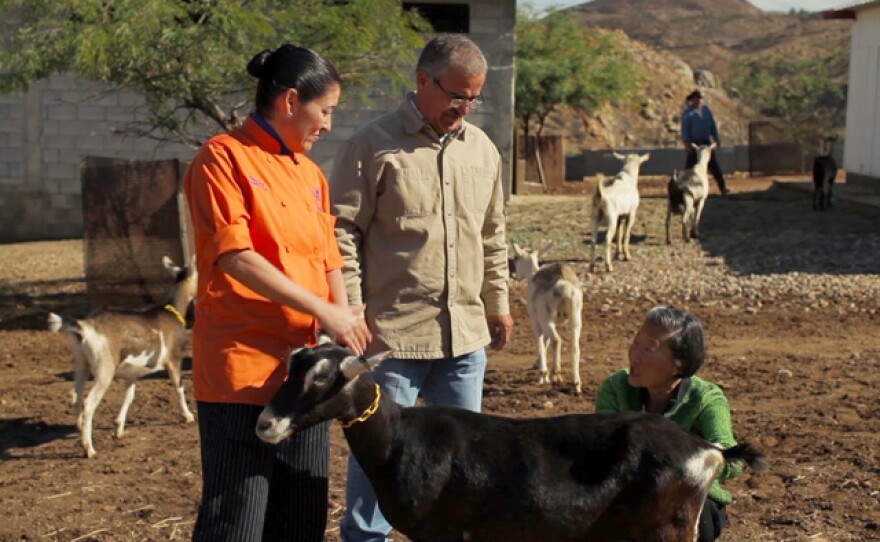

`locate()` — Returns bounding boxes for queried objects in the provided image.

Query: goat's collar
[339,383,381,429]
[163,304,186,326]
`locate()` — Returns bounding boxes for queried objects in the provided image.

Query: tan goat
[590,152,650,272]
[511,243,584,394]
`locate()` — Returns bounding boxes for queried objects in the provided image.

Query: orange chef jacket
[184,115,344,405]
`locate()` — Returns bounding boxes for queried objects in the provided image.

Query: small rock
[777,369,793,378]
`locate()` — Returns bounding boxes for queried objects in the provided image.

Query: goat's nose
[256,419,275,433]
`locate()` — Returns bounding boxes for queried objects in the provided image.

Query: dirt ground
[1,175,878,541]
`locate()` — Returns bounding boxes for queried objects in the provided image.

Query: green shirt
[595,369,743,504]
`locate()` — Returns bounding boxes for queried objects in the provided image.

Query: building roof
[827,0,880,12]
[822,0,880,19]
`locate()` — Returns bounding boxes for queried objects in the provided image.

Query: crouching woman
[595,305,745,542]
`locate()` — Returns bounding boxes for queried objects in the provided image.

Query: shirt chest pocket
[381,168,439,217]
[460,166,496,215]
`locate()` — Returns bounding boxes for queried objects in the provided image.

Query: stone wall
[0,0,516,243]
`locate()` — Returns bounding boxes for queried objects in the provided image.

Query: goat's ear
[639,153,650,163]
[709,142,717,150]
[538,240,554,258]
[511,242,525,258]
[691,143,699,151]
[162,255,180,275]
[316,332,334,345]
[364,350,393,370]
[286,347,306,375]
[612,151,626,161]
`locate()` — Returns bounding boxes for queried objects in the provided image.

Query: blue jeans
[340,349,488,542]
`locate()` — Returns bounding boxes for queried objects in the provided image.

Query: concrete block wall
[0,74,194,243]
[0,0,517,243]
[566,146,752,180]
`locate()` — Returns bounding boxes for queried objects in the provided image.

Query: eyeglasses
[432,77,484,109]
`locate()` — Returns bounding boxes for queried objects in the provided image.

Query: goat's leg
[547,321,563,386]
[682,199,694,242]
[70,347,89,411]
[166,357,195,423]
[114,381,137,438]
[693,197,707,239]
[536,333,550,385]
[623,210,637,261]
[533,310,550,385]
[589,216,600,272]
[665,206,673,245]
[79,365,114,458]
[614,217,625,260]
[604,214,618,272]
[570,297,583,395]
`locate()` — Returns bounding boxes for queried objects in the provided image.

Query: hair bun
[246,49,274,78]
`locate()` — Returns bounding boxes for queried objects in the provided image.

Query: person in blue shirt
[681,90,729,196]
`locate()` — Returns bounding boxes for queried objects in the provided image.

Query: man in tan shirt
[330,34,514,542]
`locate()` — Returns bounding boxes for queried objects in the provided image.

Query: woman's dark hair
[646,305,706,378]
[246,43,341,117]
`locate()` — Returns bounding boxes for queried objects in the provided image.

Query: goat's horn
[364,350,393,370]
[339,355,368,379]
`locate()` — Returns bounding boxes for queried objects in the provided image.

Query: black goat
[256,343,764,542]
[813,155,837,211]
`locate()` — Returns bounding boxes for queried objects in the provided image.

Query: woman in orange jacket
[184,43,371,541]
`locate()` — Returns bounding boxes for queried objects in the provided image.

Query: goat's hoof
[537,374,549,385]
[184,414,195,423]
[85,447,97,459]
[113,428,125,439]
[574,385,582,395]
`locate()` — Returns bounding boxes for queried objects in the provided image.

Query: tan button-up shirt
[330,93,509,359]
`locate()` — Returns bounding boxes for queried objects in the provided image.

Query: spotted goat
[48,256,196,458]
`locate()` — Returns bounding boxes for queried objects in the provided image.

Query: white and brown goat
[48,256,196,458]
[590,152,650,272]
[511,242,584,394]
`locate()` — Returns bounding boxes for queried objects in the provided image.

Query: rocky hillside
[544,0,853,153]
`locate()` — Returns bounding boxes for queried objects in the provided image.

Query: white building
[0,0,516,243]
[826,0,880,187]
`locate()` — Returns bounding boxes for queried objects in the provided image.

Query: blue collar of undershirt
[251,111,297,160]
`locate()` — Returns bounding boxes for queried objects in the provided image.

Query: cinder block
[59,178,81,194]
[76,106,105,121]
[44,134,79,150]
[46,104,77,121]
[58,120,92,136]
[47,162,76,180]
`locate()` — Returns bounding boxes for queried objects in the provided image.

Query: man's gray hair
[417,34,487,79]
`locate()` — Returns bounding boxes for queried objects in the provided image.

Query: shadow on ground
[698,185,880,275]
